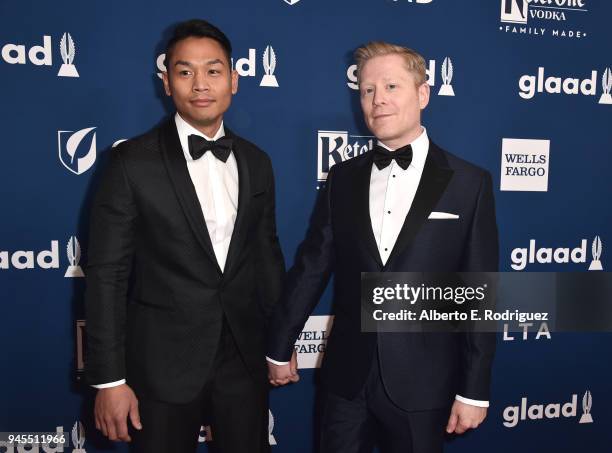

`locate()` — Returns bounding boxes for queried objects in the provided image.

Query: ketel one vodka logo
[58,127,97,175]
[510,236,603,271]
[499,0,589,39]
[1,32,80,76]
[347,57,455,97]
[317,131,374,183]
[503,390,594,428]
[156,46,280,88]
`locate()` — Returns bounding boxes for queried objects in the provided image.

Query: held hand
[94,384,142,441]
[446,400,487,435]
[267,351,300,386]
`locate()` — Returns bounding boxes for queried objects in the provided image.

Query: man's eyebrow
[206,58,225,66]
[173,59,226,67]
[174,60,193,67]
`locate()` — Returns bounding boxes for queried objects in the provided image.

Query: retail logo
[0,237,86,275]
[156,46,280,88]
[347,57,456,96]
[503,390,593,428]
[518,67,612,104]
[58,127,97,175]
[499,0,589,39]
[317,131,374,184]
[1,33,80,76]
[510,236,603,271]
[500,138,550,192]
[294,315,334,368]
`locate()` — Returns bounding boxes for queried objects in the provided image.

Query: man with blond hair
[267,41,498,453]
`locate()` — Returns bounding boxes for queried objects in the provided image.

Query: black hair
[164,19,232,68]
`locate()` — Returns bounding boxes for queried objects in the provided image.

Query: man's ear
[418,82,430,110]
[231,69,239,95]
[162,71,172,97]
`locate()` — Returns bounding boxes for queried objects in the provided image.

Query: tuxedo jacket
[268,140,498,411]
[85,118,285,404]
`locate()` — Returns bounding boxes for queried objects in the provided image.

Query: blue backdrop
[1,0,611,452]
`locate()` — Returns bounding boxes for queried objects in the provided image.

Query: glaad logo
[0,237,85,276]
[57,32,79,77]
[58,127,97,175]
[294,315,334,368]
[510,236,603,271]
[317,131,374,184]
[503,391,593,428]
[518,67,612,104]
[499,0,589,40]
[347,57,456,96]
[500,138,550,192]
[1,33,80,76]
[156,46,280,88]
[197,411,277,445]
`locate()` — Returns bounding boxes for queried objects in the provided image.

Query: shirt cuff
[455,395,489,408]
[266,356,290,366]
[92,379,126,389]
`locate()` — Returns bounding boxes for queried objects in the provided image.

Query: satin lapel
[222,129,250,279]
[383,142,454,270]
[158,119,222,274]
[355,153,384,269]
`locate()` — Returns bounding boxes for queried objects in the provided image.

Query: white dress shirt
[93,113,239,389]
[268,127,488,408]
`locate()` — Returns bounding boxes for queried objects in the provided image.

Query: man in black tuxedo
[267,42,498,453]
[85,19,289,453]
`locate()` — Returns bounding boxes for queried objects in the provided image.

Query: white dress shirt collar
[376,126,429,170]
[174,112,226,162]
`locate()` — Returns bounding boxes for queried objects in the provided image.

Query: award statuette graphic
[599,68,612,105]
[72,421,86,452]
[260,45,279,87]
[588,235,603,271]
[438,57,455,96]
[268,410,277,445]
[579,390,594,424]
[65,236,85,277]
[284,0,301,4]
[57,32,79,77]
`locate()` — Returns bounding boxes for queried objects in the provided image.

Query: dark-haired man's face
[162,37,238,136]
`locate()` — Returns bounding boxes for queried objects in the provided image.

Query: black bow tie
[373,144,413,170]
[188,134,233,162]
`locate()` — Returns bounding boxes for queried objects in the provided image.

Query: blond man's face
[359,54,430,149]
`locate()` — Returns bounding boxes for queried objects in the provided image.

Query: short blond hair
[354,41,427,86]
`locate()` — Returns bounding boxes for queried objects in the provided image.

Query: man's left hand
[445,400,487,434]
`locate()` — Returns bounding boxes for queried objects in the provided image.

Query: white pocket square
[428,211,459,220]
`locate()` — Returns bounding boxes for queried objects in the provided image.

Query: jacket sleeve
[266,165,337,362]
[458,170,499,400]
[84,146,138,385]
